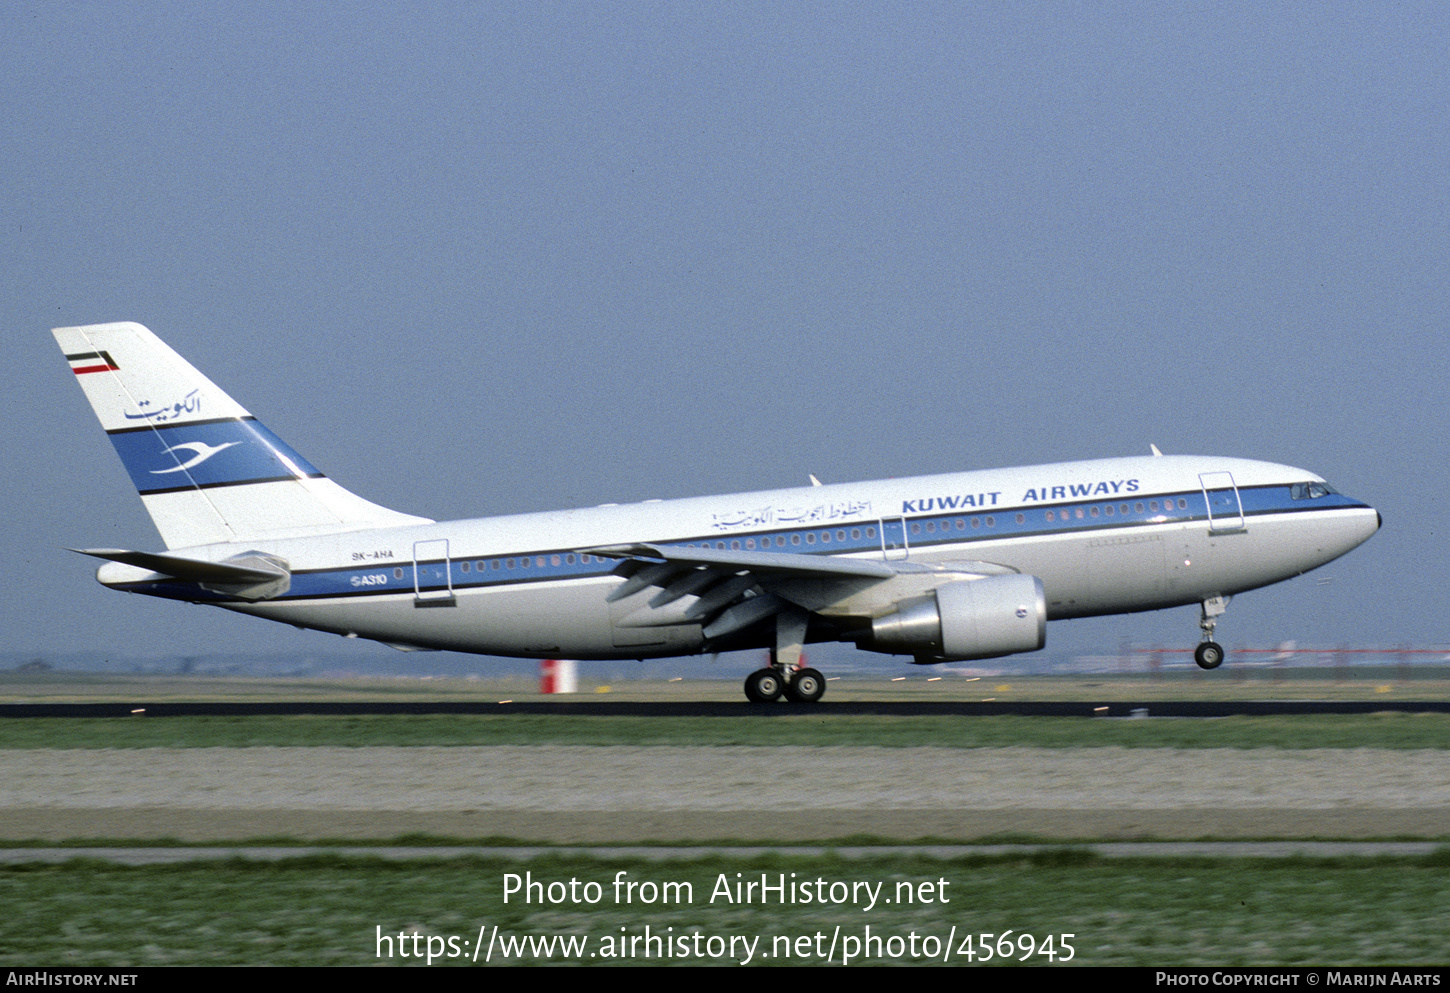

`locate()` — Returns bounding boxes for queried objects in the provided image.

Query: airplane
[54,321,1381,703]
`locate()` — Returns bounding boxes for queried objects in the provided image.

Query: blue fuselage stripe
[110,485,1369,603]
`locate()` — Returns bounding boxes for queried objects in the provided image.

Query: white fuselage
[102,454,1379,660]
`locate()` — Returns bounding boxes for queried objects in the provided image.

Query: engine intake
[867,574,1046,661]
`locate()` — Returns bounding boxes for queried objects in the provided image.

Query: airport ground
[6,665,1450,704]
[1,669,1447,843]
[1,669,1445,966]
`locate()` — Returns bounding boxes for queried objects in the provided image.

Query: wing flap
[589,543,1024,648]
[588,542,895,641]
[587,542,896,579]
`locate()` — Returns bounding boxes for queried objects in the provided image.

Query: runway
[3,744,1446,842]
[4,699,1450,717]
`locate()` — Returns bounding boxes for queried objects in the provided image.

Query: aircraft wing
[588,542,897,579]
[586,542,1012,643]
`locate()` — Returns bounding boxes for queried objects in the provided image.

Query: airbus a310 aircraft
[55,322,1380,703]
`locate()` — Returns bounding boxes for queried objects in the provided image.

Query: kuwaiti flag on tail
[65,350,119,375]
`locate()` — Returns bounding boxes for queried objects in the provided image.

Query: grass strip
[2,713,1448,749]
[2,851,1446,966]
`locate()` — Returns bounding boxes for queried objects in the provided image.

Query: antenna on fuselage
[1150,444,1163,457]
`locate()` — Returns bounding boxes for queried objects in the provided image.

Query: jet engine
[866,574,1046,662]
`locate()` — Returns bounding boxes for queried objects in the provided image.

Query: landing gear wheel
[1195,641,1225,670]
[744,668,784,703]
[783,667,826,703]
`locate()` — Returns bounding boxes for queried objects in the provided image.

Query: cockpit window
[1291,481,1339,500]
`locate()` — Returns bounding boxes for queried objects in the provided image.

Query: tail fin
[54,321,431,549]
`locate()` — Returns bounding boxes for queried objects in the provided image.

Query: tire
[784,667,826,703]
[744,668,784,703]
[1195,641,1225,670]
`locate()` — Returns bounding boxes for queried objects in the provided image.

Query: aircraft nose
[1332,504,1381,555]
[1355,506,1381,547]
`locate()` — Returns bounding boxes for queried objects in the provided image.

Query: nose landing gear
[1195,595,1230,670]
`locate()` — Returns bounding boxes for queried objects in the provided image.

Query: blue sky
[4,3,1445,667]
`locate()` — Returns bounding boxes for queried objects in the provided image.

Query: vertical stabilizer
[54,321,431,548]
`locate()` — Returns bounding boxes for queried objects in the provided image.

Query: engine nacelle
[867,574,1046,661]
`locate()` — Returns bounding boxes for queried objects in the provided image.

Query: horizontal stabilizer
[72,548,285,583]
[72,548,291,601]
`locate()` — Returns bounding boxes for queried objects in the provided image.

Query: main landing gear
[744,609,826,703]
[743,664,826,703]
[1195,594,1230,670]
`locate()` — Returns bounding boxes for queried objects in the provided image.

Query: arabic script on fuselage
[711,500,873,531]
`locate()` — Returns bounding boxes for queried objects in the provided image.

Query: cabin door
[412,539,455,604]
[879,517,909,560]
[1198,472,1245,533]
